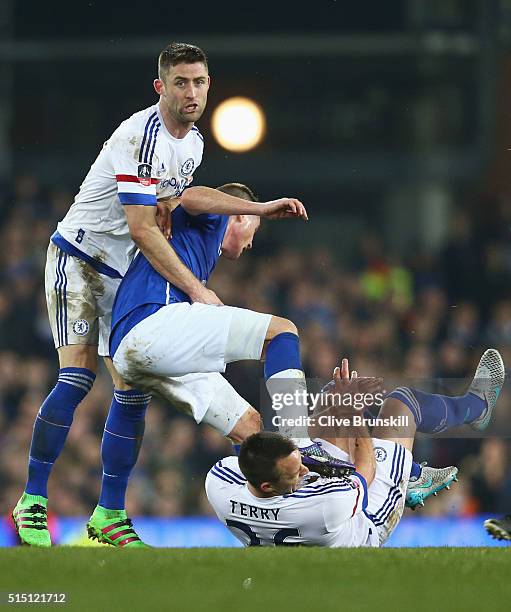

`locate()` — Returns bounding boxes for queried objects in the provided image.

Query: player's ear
[260,481,274,494]
[154,79,164,95]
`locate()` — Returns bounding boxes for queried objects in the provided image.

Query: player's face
[221,216,260,260]
[157,62,210,125]
[265,450,309,495]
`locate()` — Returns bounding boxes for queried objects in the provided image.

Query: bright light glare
[211,97,266,152]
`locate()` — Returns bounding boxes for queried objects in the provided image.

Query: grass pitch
[0,547,509,611]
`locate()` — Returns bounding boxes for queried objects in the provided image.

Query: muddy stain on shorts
[120,345,194,418]
[122,343,154,384]
[76,256,105,299]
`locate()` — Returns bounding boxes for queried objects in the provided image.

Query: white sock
[266,368,312,446]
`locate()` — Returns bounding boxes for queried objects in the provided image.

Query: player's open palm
[262,198,308,221]
[322,358,383,413]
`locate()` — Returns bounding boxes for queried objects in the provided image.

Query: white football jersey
[56,103,204,276]
[205,456,378,547]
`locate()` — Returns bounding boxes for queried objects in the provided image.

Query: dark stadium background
[1,0,511,545]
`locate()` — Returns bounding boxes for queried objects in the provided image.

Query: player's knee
[385,387,419,423]
[110,367,132,391]
[58,344,98,372]
[267,316,298,341]
[104,356,133,390]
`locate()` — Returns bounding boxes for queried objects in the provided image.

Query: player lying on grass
[206,350,504,546]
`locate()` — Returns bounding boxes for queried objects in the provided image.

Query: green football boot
[86,506,149,548]
[12,493,51,547]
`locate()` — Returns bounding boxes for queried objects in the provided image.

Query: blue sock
[264,332,302,380]
[232,444,241,456]
[26,367,96,497]
[99,389,151,510]
[410,461,422,479]
[264,332,311,445]
[388,387,486,434]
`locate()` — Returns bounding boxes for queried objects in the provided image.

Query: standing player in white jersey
[11,42,242,548]
[206,350,505,547]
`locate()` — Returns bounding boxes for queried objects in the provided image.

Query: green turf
[0,548,509,611]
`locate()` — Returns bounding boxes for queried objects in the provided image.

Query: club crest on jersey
[374,447,387,462]
[137,163,152,186]
[180,158,195,177]
[72,319,90,336]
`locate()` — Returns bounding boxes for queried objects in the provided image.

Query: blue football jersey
[110,205,228,355]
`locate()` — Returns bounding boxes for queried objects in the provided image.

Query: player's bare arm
[180,185,308,220]
[125,204,222,305]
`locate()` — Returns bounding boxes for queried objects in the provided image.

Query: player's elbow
[128,224,146,244]
[129,223,154,247]
[180,187,207,216]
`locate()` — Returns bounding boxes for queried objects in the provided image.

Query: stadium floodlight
[211,97,266,152]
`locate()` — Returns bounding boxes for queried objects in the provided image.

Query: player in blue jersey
[107,183,359,488]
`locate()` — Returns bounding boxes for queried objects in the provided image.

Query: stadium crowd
[1,175,511,519]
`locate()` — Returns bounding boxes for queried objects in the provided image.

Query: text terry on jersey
[230,500,280,521]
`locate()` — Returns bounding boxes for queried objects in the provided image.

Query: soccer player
[206,350,504,546]
[12,42,241,548]
[109,182,357,489]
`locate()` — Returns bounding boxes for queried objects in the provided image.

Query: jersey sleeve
[321,472,368,532]
[109,131,160,206]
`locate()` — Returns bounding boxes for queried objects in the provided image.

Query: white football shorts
[45,242,121,357]
[113,302,272,378]
[126,370,251,435]
[315,437,412,545]
[112,302,271,434]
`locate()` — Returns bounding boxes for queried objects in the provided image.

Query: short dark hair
[216,182,259,202]
[158,42,208,80]
[238,432,297,487]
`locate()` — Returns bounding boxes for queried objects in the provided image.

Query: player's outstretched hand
[261,198,308,221]
[190,285,223,306]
